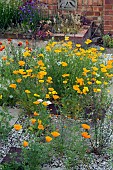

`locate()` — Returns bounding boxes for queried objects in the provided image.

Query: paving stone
[109,85,113,97]
[42,168,64,170]
[7,108,21,126]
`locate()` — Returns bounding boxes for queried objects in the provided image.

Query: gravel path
[0,106,113,170]
[0,38,48,49]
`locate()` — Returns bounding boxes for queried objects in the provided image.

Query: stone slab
[8,108,21,126]
[42,167,64,170]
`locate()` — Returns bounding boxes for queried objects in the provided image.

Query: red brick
[87,6,93,11]
[104,15,113,20]
[83,0,88,5]
[92,16,99,20]
[78,0,83,6]
[88,0,93,5]
[104,11,109,15]
[105,0,113,4]
[97,0,103,5]
[93,6,103,11]
[104,25,112,30]
[93,0,98,6]
[93,7,98,11]
[105,5,113,9]
[104,30,113,34]
[104,30,109,34]
[94,12,101,16]
[48,5,57,10]
[47,0,53,4]
[105,10,113,15]
[104,21,111,25]
[86,11,94,16]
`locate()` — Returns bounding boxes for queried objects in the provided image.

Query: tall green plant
[0,0,22,31]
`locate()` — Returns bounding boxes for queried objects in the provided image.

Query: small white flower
[37,99,43,102]
[96,74,100,77]
[9,95,13,98]
[57,62,61,66]
[46,101,52,105]
[47,20,52,24]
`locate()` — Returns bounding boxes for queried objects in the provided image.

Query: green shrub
[0,0,22,31]
[103,34,113,48]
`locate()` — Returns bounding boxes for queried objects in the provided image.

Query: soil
[2,147,22,164]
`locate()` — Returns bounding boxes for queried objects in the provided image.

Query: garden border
[0,26,91,45]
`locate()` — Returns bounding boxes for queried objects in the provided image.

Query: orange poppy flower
[16,78,22,83]
[81,124,90,130]
[2,56,7,61]
[53,95,60,100]
[18,60,25,66]
[26,40,29,46]
[45,136,52,142]
[51,131,60,137]
[81,132,90,138]
[31,118,36,124]
[38,124,44,130]
[34,111,39,116]
[0,45,5,51]
[14,124,22,131]
[9,84,17,89]
[23,141,28,147]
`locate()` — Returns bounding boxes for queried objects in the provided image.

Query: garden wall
[41,0,113,35]
[103,0,113,34]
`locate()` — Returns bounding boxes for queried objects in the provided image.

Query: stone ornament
[58,0,77,10]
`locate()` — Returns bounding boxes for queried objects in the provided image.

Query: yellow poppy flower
[65,36,69,41]
[85,39,92,45]
[16,79,22,83]
[53,95,60,100]
[37,60,44,66]
[96,80,102,84]
[18,60,25,66]
[61,62,68,67]
[34,111,39,116]
[25,90,31,94]
[0,94,2,99]
[76,44,81,48]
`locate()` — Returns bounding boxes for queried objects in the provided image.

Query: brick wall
[44,0,103,23]
[103,0,113,34]
[41,0,113,34]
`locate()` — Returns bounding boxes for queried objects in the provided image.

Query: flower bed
[0,38,113,169]
[0,25,91,46]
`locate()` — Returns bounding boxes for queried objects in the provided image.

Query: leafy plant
[103,34,113,48]
[0,108,12,141]
[18,0,49,34]
[52,12,81,34]
[0,0,22,31]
